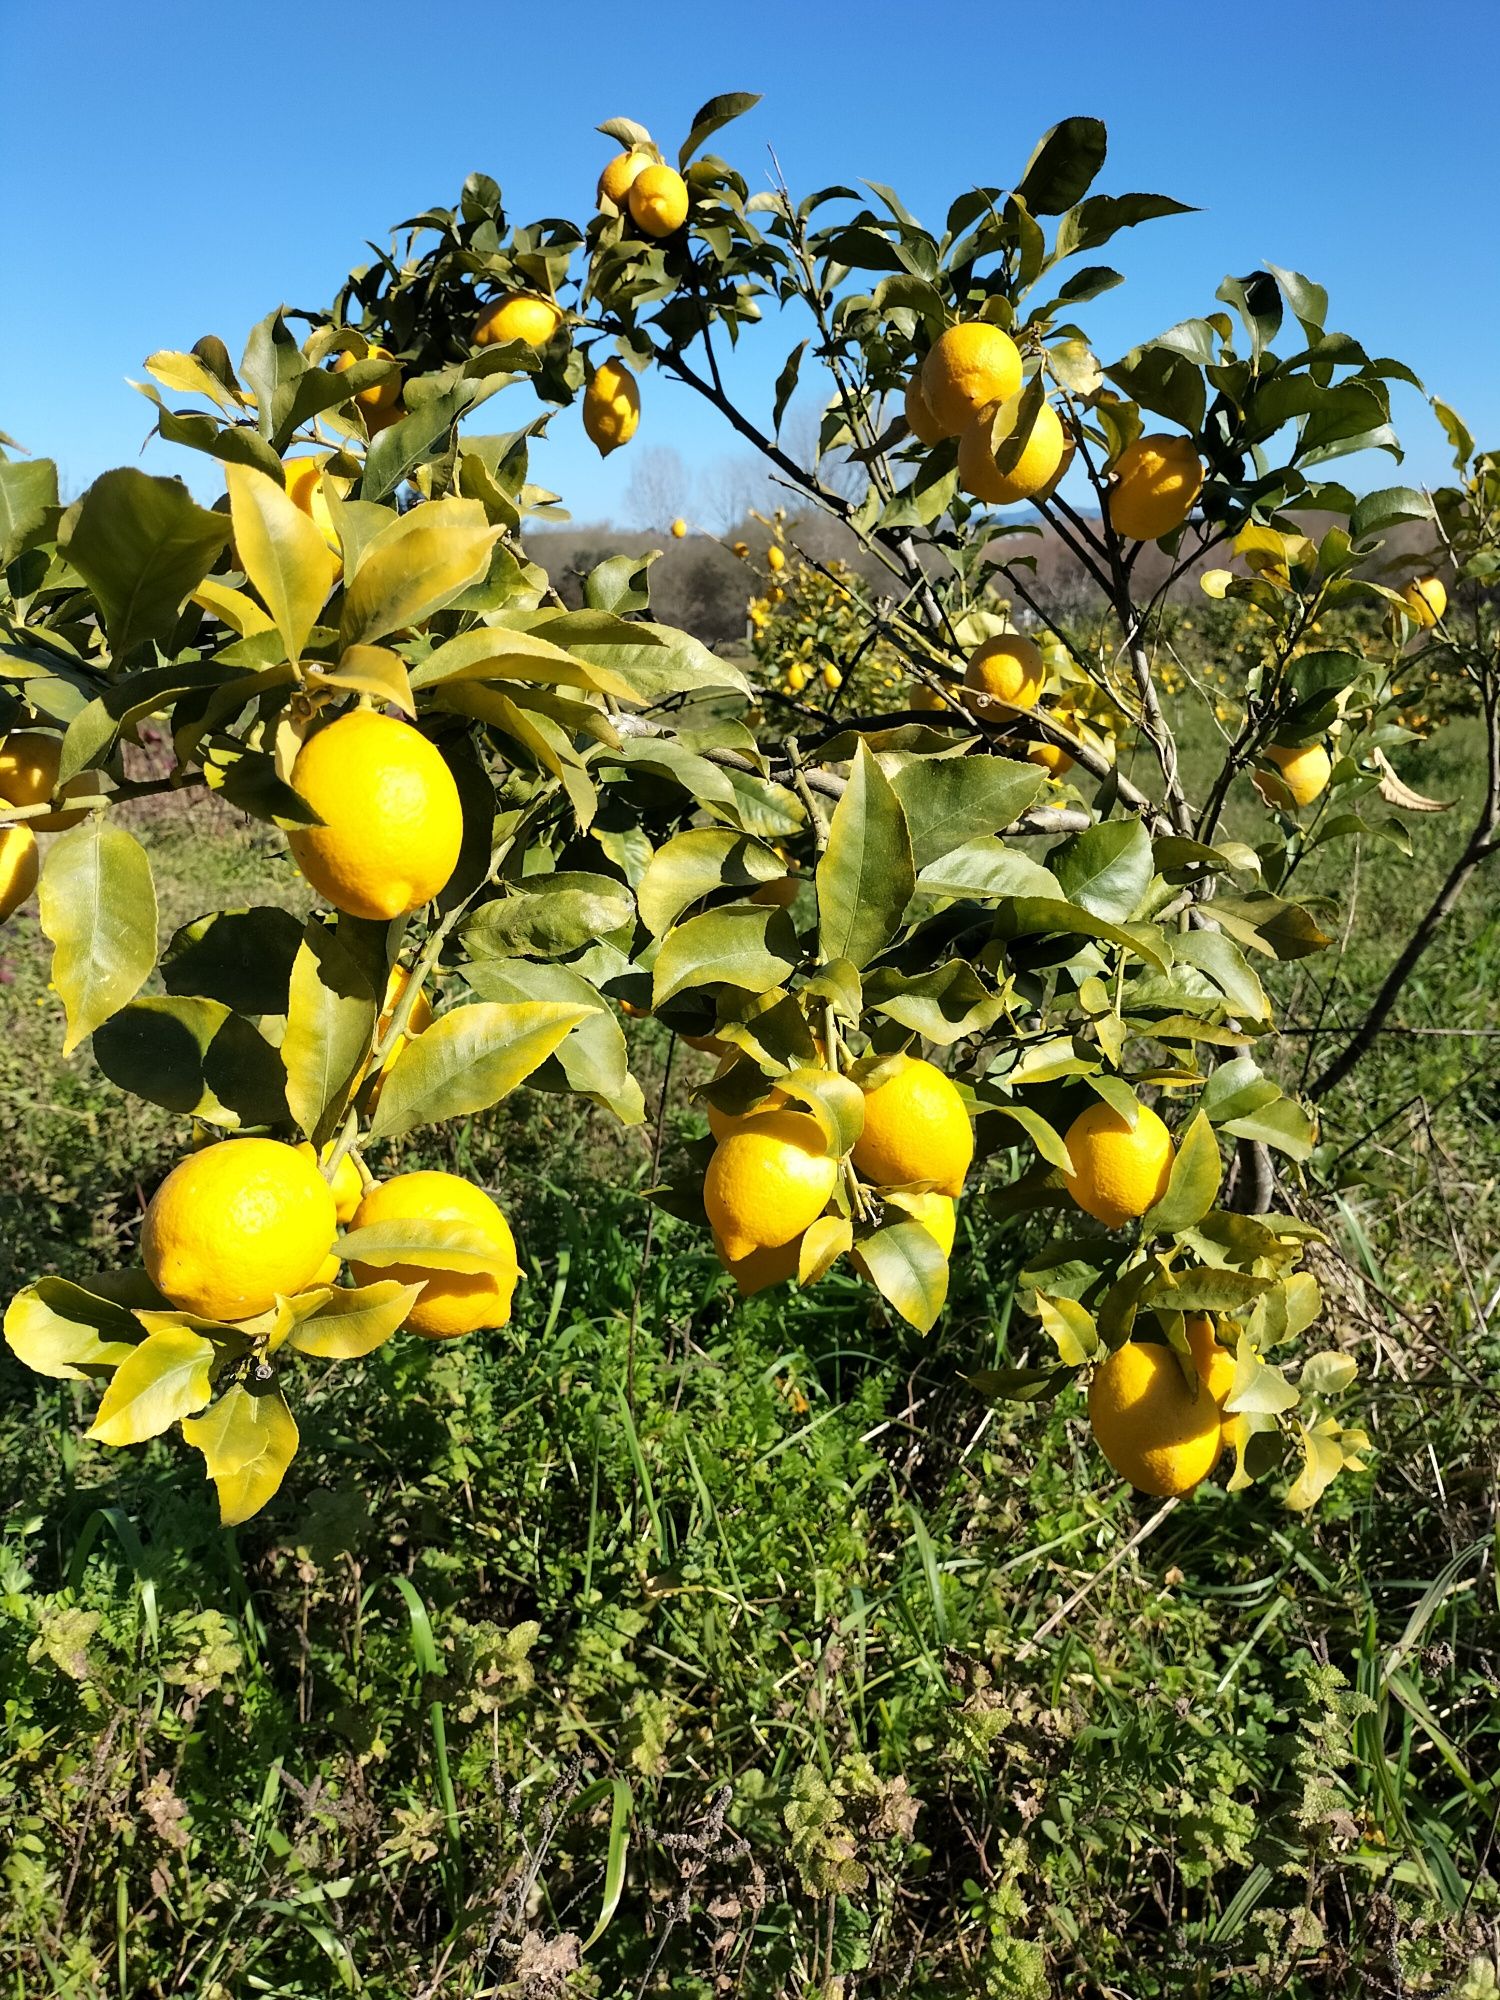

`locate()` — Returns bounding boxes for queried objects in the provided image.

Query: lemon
[704,1109,837,1262]
[1186,1313,1236,1410]
[904,374,947,446]
[1403,575,1447,628]
[851,1056,973,1198]
[376,962,434,1064]
[732,540,750,559]
[714,1229,802,1297]
[288,711,463,921]
[910,682,951,712]
[348,1171,519,1340]
[957,397,1067,506]
[1107,435,1205,542]
[964,632,1044,711]
[921,323,1022,436]
[0,824,39,921]
[296,1142,364,1225]
[583,360,641,455]
[1063,1100,1174,1228]
[142,1139,338,1321]
[1027,737,1073,777]
[671,517,688,538]
[884,1189,957,1256]
[767,545,786,573]
[1253,742,1331,812]
[474,294,562,350]
[0,732,91,830]
[628,163,689,237]
[598,149,650,209]
[1088,1339,1223,1497]
[332,343,402,413]
[284,455,342,552]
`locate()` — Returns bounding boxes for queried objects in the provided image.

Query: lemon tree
[2,97,1496,1527]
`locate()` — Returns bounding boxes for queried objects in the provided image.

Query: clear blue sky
[5,0,1497,523]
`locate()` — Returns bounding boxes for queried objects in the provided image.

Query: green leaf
[636,829,786,936]
[39,819,158,1055]
[1051,819,1152,921]
[3,1273,156,1381]
[889,755,1044,871]
[583,551,658,615]
[340,498,501,647]
[180,1384,299,1526]
[1222,1091,1316,1162]
[855,1220,948,1333]
[309,644,416,717]
[915,841,1059,901]
[463,958,643,1124]
[361,384,481,503]
[993,897,1170,971]
[162,905,304,1015]
[366,1000,590,1141]
[817,742,915,970]
[1349,486,1435,542]
[65,468,231,655]
[461,872,634,960]
[1300,1350,1356,1397]
[1035,1292,1099,1364]
[652,903,799,1010]
[864,962,1006,1044]
[1015,116,1108,215]
[288,1282,424,1359]
[0,456,58,565]
[983,1099,1074,1172]
[224,462,337,662]
[1224,1343,1300,1417]
[1142,1110,1221,1236]
[282,922,379,1144]
[1200,1057,1281,1126]
[92,996,290,1129]
[89,1327,216,1446]
[678,90,762,169]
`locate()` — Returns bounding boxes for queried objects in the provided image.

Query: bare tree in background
[624,446,691,531]
[782,404,868,506]
[699,454,783,534]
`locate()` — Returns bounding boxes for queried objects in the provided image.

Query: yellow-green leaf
[816,742,916,970]
[798,1215,852,1286]
[3,1275,152,1381]
[88,1327,216,1446]
[1035,1292,1099,1364]
[181,1384,299,1526]
[1284,1418,1346,1511]
[39,819,159,1055]
[340,498,501,647]
[854,1220,948,1332]
[308,644,416,717]
[224,462,337,663]
[191,576,274,636]
[1142,1109,1222,1237]
[288,1281,425,1358]
[336,1217,511,1273]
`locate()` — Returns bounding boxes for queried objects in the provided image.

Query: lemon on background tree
[3,93,1495,1530]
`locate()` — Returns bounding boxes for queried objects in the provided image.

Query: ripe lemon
[375,962,434,1064]
[284,455,342,552]
[904,374,947,447]
[714,1229,803,1297]
[0,824,39,921]
[1186,1313,1236,1410]
[348,1171,519,1339]
[0,732,91,830]
[598,149,650,208]
[1028,736,1073,777]
[628,163,689,237]
[958,397,1067,506]
[671,517,688,538]
[288,710,463,921]
[1403,575,1447,628]
[964,632,1045,711]
[583,360,641,455]
[910,682,951,712]
[767,545,786,573]
[851,1056,973,1198]
[921,323,1022,436]
[296,1142,364,1225]
[1106,435,1205,542]
[1063,1100,1174,1228]
[704,1109,837,1262]
[332,343,402,413]
[1088,1339,1223,1497]
[474,295,562,350]
[1253,741,1331,812]
[885,1189,957,1256]
[142,1138,338,1321]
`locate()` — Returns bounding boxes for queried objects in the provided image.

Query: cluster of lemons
[0,731,92,922]
[745,541,907,705]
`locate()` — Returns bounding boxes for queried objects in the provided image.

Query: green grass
[3,740,1500,1997]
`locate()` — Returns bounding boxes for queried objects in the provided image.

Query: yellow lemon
[884,1189,957,1257]
[0,823,39,921]
[283,455,342,553]
[288,711,463,921]
[910,682,951,712]
[1403,575,1447,628]
[348,1171,519,1340]
[474,294,562,350]
[964,632,1045,711]
[714,1229,803,1298]
[1028,737,1073,777]
[921,323,1022,436]
[1186,1313,1237,1411]
[332,343,402,413]
[904,373,947,446]
[372,961,434,1070]
[1253,742,1331,812]
[583,360,641,455]
[1063,1100,1174,1228]
[732,539,750,559]
[671,517,688,538]
[598,149,650,208]
[0,732,91,830]
[958,397,1067,506]
[1088,1340,1223,1497]
[628,163,689,237]
[703,1109,837,1262]
[296,1142,364,1225]
[851,1056,973,1198]
[1107,435,1205,542]
[767,545,786,573]
[142,1139,338,1322]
